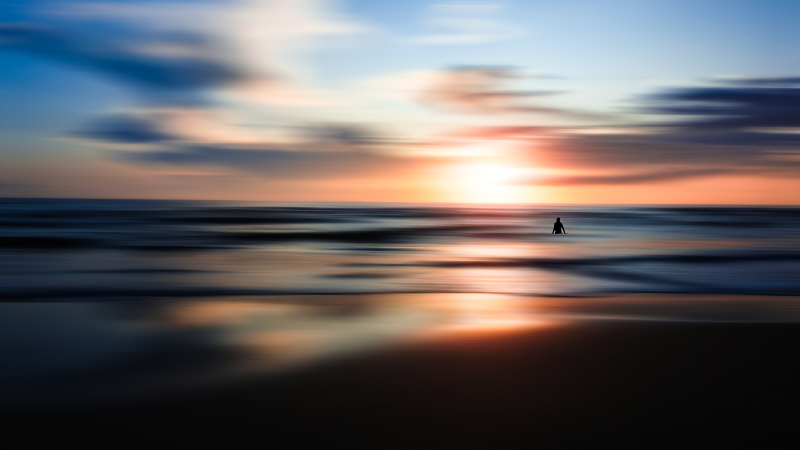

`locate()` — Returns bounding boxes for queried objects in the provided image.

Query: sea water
[3,198,800,299]
[2,198,800,408]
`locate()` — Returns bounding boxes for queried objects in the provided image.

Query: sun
[446,163,531,204]
[458,164,523,183]
[431,136,540,204]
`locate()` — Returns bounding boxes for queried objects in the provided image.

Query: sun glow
[447,163,531,203]
[434,137,540,204]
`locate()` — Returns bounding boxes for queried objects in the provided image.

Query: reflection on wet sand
[9,290,800,412]
[0,293,546,410]
[144,292,548,367]
[7,314,800,450]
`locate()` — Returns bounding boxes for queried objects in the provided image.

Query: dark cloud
[515,75,800,186]
[716,77,800,86]
[515,129,800,186]
[303,124,382,152]
[121,145,434,179]
[653,130,800,147]
[0,17,412,183]
[76,112,177,143]
[527,168,746,186]
[641,76,800,146]
[0,23,255,106]
[537,133,749,168]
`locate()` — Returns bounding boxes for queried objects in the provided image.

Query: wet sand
[6,319,800,450]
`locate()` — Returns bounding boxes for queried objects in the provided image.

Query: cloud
[420,67,543,113]
[33,0,367,90]
[418,67,610,121]
[303,123,382,150]
[652,130,800,147]
[505,75,800,186]
[213,0,369,105]
[37,1,213,25]
[7,2,799,195]
[437,120,800,187]
[539,131,799,167]
[75,108,270,144]
[408,4,524,45]
[1,0,369,112]
[525,168,747,186]
[641,76,800,146]
[710,76,800,87]
[0,22,254,106]
[76,112,179,143]
[120,144,437,180]
[1,0,387,171]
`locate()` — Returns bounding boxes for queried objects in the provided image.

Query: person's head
[556,217,561,222]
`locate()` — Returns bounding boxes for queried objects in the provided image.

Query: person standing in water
[552,217,567,234]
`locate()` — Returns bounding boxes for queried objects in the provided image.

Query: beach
[4,0,800,446]
[5,316,799,449]
[2,200,800,448]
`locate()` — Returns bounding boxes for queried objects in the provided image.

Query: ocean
[3,198,800,300]
[2,198,800,412]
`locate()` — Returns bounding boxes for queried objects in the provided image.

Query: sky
[1,0,799,204]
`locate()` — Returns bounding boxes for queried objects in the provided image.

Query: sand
[5,320,800,450]
[3,322,800,450]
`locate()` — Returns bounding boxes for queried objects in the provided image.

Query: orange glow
[457,164,525,183]
[436,293,544,330]
[9,147,800,205]
[542,174,800,205]
[438,163,523,203]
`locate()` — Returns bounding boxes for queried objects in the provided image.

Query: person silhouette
[552,217,567,234]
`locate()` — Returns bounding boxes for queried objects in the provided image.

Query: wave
[2,200,800,300]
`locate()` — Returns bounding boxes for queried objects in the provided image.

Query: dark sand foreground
[6,320,800,450]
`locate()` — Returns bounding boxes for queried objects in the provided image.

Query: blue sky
[322,0,800,115]
[1,0,799,203]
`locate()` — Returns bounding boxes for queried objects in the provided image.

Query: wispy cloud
[407,3,524,45]
[0,22,250,106]
[121,144,440,180]
[1,0,368,113]
[76,111,185,144]
[641,77,800,146]
[418,67,612,122]
[1,1,389,167]
[75,109,266,145]
[524,168,748,186]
